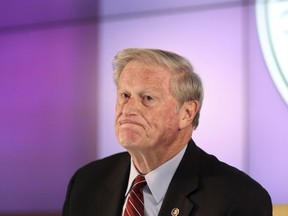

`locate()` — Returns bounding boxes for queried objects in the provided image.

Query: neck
[129,130,192,174]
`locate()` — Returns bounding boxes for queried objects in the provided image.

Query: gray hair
[112,48,204,129]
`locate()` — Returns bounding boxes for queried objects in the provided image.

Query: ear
[179,100,199,130]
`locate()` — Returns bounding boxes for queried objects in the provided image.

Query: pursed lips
[118,119,143,127]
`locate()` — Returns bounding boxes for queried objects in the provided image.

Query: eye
[143,95,153,101]
[120,92,130,100]
[142,95,154,105]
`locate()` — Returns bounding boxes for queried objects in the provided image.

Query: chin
[118,130,139,143]
[118,136,144,150]
[119,139,138,148]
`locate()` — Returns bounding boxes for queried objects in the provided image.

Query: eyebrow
[117,86,164,93]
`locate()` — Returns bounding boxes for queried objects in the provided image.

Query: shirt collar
[125,160,141,196]
[125,144,187,203]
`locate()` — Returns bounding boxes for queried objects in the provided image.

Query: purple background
[0,0,287,214]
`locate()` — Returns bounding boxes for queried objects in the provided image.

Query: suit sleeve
[227,183,272,216]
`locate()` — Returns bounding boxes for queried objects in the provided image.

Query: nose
[122,97,140,116]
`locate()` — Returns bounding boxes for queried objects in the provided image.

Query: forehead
[119,61,173,85]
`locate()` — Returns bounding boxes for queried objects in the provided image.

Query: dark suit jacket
[62,139,272,216]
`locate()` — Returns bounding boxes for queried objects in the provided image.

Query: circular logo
[171,208,180,216]
[255,0,288,105]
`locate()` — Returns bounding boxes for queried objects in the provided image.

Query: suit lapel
[97,154,130,216]
[158,140,201,216]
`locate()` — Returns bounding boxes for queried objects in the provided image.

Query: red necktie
[124,175,147,216]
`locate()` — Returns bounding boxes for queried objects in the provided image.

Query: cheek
[152,107,179,130]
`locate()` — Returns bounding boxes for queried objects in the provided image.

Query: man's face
[114,61,182,153]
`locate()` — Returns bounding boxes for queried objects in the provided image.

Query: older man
[63,48,272,216]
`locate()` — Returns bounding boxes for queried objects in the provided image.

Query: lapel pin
[171,208,179,216]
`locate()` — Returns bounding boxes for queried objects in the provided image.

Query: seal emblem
[255,0,288,105]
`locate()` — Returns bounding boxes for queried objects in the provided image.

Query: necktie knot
[132,175,147,193]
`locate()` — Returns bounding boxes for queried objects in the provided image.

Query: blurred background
[0,0,287,215]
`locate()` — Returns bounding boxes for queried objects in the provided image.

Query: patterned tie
[124,175,147,216]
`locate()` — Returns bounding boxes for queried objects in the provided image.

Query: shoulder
[186,140,266,190]
[199,146,263,191]
[194,142,272,211]
[80,151,130,170]
[62,152,131,215]
[202,154,272,214]
[184,140,272,213]
[195,144,263,190]
[72,152,130,183]
[185,140,271,198]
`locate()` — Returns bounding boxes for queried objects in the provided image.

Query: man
[62,48,272,216]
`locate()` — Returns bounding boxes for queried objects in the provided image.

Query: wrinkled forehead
[121,60,174,79]
[118,61,174,91]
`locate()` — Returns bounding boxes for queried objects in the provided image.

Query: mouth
[119,119,143,127]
